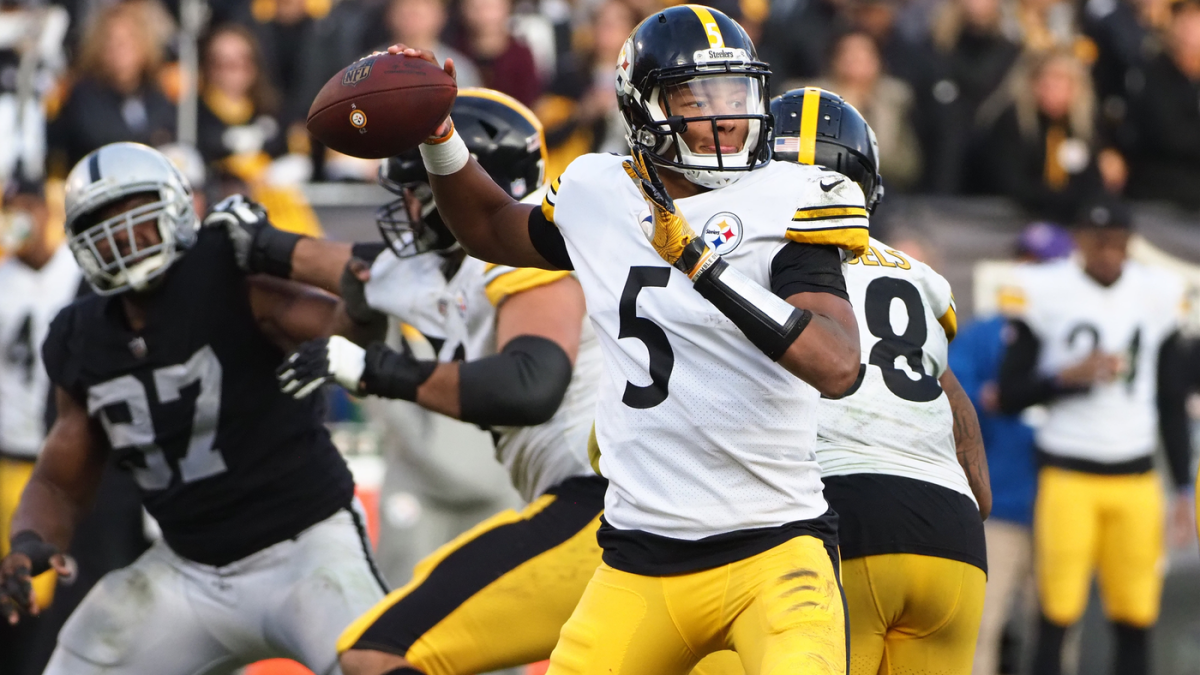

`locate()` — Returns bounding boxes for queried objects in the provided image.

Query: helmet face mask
[376,88,547,258]
[616,7,773,189]
[64,143,197,296]
[375,173,458,259]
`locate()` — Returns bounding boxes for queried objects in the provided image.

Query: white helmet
[64,143,198,295]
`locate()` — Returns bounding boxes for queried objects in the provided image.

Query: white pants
[44,508,387,675]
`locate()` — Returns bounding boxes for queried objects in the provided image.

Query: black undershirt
[823,474,987,574]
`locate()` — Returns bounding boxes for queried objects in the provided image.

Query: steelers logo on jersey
[702,212,743,254]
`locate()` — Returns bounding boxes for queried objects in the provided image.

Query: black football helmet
[616,5,772,188]
[377,88,547,258]
[770,87,884,212]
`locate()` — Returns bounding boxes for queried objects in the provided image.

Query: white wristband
[419,127,470,176]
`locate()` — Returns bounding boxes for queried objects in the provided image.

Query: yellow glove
[622,147,714,279]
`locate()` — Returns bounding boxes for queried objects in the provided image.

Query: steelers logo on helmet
[702,212,743,254]
[616,6,773,190]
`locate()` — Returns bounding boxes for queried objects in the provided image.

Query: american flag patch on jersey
[774,137,799,153]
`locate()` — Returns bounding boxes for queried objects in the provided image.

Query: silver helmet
[64,142,198,295]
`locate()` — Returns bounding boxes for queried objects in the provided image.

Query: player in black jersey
[0,142,386,675]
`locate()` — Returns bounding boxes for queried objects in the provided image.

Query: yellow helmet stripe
[688,5,725,49]
[797,87,822,165]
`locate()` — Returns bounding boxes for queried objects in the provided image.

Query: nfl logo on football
[702,212,743,254]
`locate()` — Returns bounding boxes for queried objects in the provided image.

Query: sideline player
[0,142,386,674]
[998,198,1193,675]
[212,89,610,675]
[386,6,868,672]
[0,176,82,670]
[774,87,991,675]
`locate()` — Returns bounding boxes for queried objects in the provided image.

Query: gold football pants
[1035,467,1164,627]
[546,534,846,675]
[842,554,985,675]
[0,457,56,609]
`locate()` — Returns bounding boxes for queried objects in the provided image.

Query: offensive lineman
[213,89,609,675]
[774,88,991,675]
[998,198,1192,675]
[386,6,866,672]
[0,143,386,674]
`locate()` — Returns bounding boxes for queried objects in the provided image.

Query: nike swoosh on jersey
[820,178,845,192]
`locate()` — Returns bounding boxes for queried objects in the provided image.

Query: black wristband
[10,530,58,576]
[251,226,303,278]
[360,342,438,401]
[693,257,812,361]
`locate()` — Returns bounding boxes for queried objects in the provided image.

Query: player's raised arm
[203,195,355,295]
[382,46,551,270]
[1,387,102,623]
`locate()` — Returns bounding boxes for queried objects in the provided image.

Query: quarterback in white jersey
[774,87,990,675]
[217,90,622,675]
[391,6,868,674]
[997,197,1192,675]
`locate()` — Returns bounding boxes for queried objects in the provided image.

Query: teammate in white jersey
[0,176,81,666]
[774,88,991,675]
[997,197,1192,675]
[213,90,618,675]
[383,6,867,673]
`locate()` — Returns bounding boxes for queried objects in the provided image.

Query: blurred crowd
[0,0,1198,223]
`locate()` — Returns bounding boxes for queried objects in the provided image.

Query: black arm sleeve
[458,335,574,427]
[769,243,848,301]
[527,208,574,271]
[997,319,1078,414]
[1157,331,1193,488]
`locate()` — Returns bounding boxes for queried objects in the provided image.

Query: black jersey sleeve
[41,303,83,401]
[527,208,574,271]
[769,243,848,301]
[1157,331,1193,488]
[996,319,1086,414]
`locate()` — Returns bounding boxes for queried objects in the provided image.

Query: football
[306,53,457,159]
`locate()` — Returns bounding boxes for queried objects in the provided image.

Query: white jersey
[543,153,869,540]
[1008,258,1184,462]
[816,238,973,503]
[364,250,599,503]
[0,245,80,458]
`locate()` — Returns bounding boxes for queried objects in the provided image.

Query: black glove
[204,194,302,277]
[277,337,367,398]
[1,532,63,623]
[340,258,387,333]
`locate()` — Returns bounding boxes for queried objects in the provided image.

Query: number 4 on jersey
[87,346,227,490]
